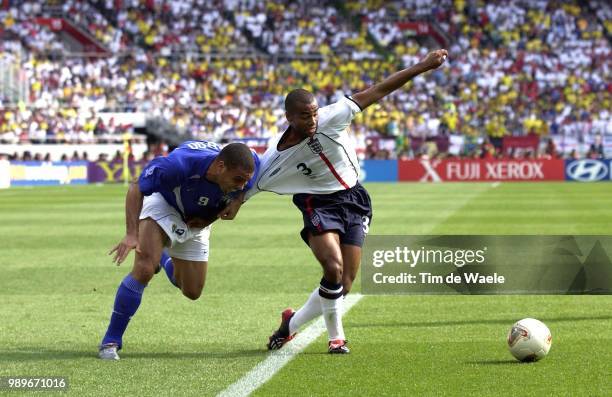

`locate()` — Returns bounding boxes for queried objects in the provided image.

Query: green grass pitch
[1,182,610,396]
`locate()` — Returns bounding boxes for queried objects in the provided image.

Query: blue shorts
[292,183,373,247]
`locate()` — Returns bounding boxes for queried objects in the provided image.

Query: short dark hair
[218,143,254,172]
[285,88,315,113]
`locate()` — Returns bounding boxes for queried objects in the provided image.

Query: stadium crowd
[0,0,610,160]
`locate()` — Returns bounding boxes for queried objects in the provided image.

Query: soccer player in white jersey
[247,49,448,353]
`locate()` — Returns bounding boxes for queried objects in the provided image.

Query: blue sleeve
[138,156,185,196]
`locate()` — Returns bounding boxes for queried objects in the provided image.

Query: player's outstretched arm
[351,49,448,111]
[109,182,143,265]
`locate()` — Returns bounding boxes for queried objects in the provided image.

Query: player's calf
[99,274,147,356]
[341,244,362,295]
[342,279,353,295]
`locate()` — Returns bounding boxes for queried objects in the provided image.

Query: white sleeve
[318,96,361,138]
[244,185,260,201]
[243,138,280,201]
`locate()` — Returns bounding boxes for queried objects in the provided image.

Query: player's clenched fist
[421,49,448,70]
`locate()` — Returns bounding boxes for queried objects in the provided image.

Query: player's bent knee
[177,275,205,301]
[180,279,205,301]
[181,287,203,301]
[322,260,343,283]
[324,259,343,274]
[133,261,157,281]
[132,266,155,283]
[133,257,158,283]
[132,269,155,284]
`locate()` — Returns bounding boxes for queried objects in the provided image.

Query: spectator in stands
[587,135,605,159]
[2,0,610,160]
[544,138,559,159]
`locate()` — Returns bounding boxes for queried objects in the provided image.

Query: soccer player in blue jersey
[98,141,259,360]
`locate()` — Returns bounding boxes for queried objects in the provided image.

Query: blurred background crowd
[0,0,610,161]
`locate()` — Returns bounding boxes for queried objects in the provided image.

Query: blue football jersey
[138,141,259,221]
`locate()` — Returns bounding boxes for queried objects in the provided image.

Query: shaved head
[218,143,254,172]
[285,89,316,114]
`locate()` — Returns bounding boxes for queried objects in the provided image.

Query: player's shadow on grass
[349,314,612,329]
[0,348,266,361]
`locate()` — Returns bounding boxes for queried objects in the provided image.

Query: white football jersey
[246,96,361,198]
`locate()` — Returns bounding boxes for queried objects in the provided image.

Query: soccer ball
[507,318,552,362]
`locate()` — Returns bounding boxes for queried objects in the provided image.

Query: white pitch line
[217,293,363,397]
[491,182,501,188]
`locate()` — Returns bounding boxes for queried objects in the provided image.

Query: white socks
[319,293,345,341]
[289,280,346,341]
[289,287,321,334]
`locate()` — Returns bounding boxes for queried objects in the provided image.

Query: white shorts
[139,193,211,262]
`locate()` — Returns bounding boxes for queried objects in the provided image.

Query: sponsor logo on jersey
[307,138,323,154]
[172,223,185,236]
[144,166,156,177]
[186,141,221,151]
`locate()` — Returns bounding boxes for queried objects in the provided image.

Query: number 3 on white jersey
[362,216,370,234]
